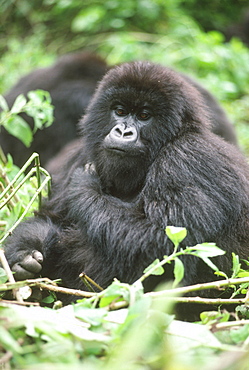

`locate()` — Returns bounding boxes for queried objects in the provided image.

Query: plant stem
[148,277,249,297]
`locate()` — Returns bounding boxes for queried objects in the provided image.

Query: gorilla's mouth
[107,147,126,154]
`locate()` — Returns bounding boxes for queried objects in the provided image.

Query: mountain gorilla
[4,61,249,319]
[0,52,108,166]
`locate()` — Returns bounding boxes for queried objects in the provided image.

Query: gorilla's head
[80,61,210,199]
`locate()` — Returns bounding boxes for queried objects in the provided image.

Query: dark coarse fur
[0,52,108,167]
[4,61,249,320]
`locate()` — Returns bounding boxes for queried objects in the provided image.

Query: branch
[37,282,96,298]
[160,296,247,305]
[147,277,249,298]
[0,277,96,299]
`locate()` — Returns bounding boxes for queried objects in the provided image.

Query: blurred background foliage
[0,0,249,153]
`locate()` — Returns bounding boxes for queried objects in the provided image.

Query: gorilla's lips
[107,147,126,154]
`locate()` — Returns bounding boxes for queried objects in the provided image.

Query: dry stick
[37,282,95,298]
[79,272,104,291]
[156,296,247,305]
[0,299,40,306]
[214,320,249,331]
[147,276,249,299]
[0,249,23,303]
[0,277,96,298]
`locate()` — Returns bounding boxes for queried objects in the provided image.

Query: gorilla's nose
[110,123,138,142]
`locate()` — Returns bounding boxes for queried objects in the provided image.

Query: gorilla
[1,53,238,171]
[4,61,249,319]
[0,52,108,166]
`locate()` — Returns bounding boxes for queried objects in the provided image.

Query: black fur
[4,62,249,319]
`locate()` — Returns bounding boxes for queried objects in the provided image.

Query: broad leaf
[165,226,187,246]
[4,116,33,147]
[10,94,27,114]
[173,257,184,287]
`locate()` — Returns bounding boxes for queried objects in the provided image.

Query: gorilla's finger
[20,255,43,274]
[12,263,36,280]
[32,250,43,263]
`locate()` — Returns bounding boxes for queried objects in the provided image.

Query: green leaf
[143,258,165,276]
[0,327,22,353]
[4,115,33,147]
[231,253,241,278]
[187,243,225,258]
[200,310,230,325]
[74,306,107,326]
[99,279,144,308]
[10,94,27,114]
[42,294,56,304]
[0,267,8,284]
[165,226,187,246]
[215,271,229,279]
[173,257,184,287]
[201,256,219,271]
[25,90,54,131]
[0,95,9,111]
[230,324,249,344]
[237,271,249,278]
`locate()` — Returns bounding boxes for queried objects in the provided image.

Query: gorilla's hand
[11,250,43,280]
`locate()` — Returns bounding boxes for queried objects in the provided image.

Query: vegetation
[1,0,249,368]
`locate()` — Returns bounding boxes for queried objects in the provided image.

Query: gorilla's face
[103,102,153,156]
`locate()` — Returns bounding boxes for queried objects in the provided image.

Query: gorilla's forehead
[105,85,159,108]
[99,62,190,108]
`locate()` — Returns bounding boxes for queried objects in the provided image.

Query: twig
[147,277,249,298]
[213,320,249,331]
[0,277,57,292]
[153,296,247,305]
[0,249,23,303]
[37,282,95,298]
[0,299,40,306]
[79,272,104,291]
[0,277,96,298]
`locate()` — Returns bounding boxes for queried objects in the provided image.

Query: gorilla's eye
[138,110,151,121]
[115,106,127,116]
